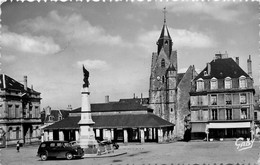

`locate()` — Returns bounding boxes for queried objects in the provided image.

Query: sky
[1,1,259,110]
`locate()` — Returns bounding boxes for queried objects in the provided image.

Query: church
[148,11,197,139]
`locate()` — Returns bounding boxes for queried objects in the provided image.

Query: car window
[56,143,62,147]
[50,143,56,147]
[40,143,46,148]
[64,143,70,147]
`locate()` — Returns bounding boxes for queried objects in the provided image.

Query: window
[239,76,247,88]
[196,78,204,92]
[211,95,217,105]
[226,109,232,120]
[240,94,247,104]
[254,112,258,120]
[225,94,232,105]
[241,109,247,119]
[225,77,232,89]
[212,109,218,120]
[210,77,218,90]
[58,116,62,121]
[162,76,165,83]
[161,59,165,68]
[40,143,46,148]
[50,143,56,147]
[197,110,203,120]
[15,105,19,118]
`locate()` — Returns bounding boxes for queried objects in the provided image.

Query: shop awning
[191,123,206,133]
[208,122,251,129]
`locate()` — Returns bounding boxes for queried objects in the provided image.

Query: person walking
[16,141,20,152]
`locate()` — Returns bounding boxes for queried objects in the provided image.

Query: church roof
[194,57,250,80]
[0,74,40,94]
[44,113,174,130]
[166,63,176,72]
[159,23,171,40]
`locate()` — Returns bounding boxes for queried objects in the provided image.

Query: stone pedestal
[78,87,98,154]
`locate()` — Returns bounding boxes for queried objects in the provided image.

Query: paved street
[0,141,259,165]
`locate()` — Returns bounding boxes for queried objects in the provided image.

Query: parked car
[97,140,119,149]
[37,141,84,161]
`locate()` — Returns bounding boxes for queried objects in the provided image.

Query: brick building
[149,12,197,139]
[190,53,255,140]
[0,74,42,147]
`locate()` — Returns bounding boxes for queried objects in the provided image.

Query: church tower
[149,8,178,124]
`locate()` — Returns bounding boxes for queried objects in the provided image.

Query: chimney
[31,85,33,90]
[207,63,211,75]
[24,76,27,91]
[133,93,135,99]
[105,95,109,103]
[247,55,252,77]
[235,57,239,66]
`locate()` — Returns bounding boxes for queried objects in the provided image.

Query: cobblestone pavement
[0,141,259,165]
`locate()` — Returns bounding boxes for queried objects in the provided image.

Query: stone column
[44,131,48,141]
[123,129,128,143]
[59,131,64,141]
[75,130,79,141]
[78,86,97,154]
[103,129,107,139]
[49,131,53,141]
[111,129,114,140]
[140,128,145,143]
[157,128,163,143]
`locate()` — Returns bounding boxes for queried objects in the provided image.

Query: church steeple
[157,7,172,58]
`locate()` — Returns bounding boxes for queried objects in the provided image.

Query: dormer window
[239,76,247,88]
[225,77,232,89]
[210,77,218,90]
[196,78,204,92]
[161,59,165,68]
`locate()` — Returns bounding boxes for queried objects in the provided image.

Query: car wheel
[66,153,73,160]
[40,153,48,161]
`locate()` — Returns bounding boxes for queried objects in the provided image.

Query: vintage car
[37,141,84,161]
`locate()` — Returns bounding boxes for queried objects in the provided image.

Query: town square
[1,141,260,165]
[0,0,259,164]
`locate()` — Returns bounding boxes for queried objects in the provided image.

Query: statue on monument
[83,65,90,88]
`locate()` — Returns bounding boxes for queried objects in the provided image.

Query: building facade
[0,74,42,147]
[149,14,197,139]
[190,54,255,140]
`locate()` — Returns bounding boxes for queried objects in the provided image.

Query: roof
[177,73,185,86]
[166,64,176,72]
[44,113,174,130]
[195,58,249,80]
[0,74,40,94]
[71,101,151,113]
[119,98,149,104]
[43,109,70,123]
[159,23,171,40]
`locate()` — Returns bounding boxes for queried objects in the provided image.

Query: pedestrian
[16,141,20,152]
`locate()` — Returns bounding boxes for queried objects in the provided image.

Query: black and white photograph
[0,0,259,164]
